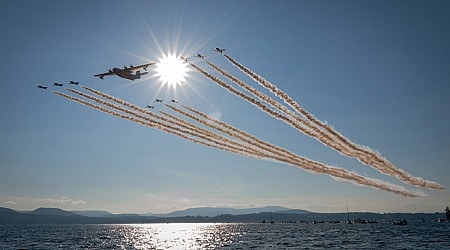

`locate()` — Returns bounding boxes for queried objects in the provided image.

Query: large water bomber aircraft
[94,62,155,81]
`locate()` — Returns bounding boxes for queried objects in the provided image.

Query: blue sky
[0,0,449,214]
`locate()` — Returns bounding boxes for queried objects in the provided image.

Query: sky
[0,0,449,214]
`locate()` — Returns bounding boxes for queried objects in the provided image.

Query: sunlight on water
[125,223,227,249]
[1,222,450,249]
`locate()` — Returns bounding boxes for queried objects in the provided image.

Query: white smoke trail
[167,104,423,197]
[74,88,265,158]
[223,54,444,191]
[190,63,349,158]
[56,91,262,160]
[206,62,401,178]
[207,61,357,157]
[57,89,423,197]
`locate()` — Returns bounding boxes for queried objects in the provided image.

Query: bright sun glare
[155,53,189,88]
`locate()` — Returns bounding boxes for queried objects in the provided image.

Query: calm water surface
[1,222,449,249]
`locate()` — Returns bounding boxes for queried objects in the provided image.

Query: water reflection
[1,222,449,249]
[122,223,232,249]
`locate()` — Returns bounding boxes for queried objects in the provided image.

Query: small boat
[393,219,408,225]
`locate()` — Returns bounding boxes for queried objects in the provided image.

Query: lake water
[1,222,449,249]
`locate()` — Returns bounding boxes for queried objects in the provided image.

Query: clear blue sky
[1,0,449,214]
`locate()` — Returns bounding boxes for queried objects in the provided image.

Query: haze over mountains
[148,206,310,217]
[0,206,446,225]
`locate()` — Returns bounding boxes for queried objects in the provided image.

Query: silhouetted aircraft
[37,85,48,89]
[53,83,63,87]
[179,56,189,62]
[69,81,79,85]
[146,105,155,109]
[154,99,163,103]
[94,63,155,81]
[170,99,179,103]
[194,54,206,59]
[213,48,226,53]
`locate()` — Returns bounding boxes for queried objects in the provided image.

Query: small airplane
[94,62,155,81]
[170,99,179,103]
[154,99,163,103]
[146,105,155,109]
[37,85,48,89]
[69,81,79,85]
[53,83,63,87]
[179,56,189,62]
[194,54,206,59]
[213,48,226,53]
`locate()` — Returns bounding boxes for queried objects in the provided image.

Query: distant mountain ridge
[157,206,308,217]
[0,207,17,215]
[32,208,79,216]
[71,210,114,217]
[0,206,446,225]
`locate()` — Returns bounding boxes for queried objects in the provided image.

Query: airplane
[69,81,79,85]
[146,105,155,109]
[170,99,179,103]
[179,56,189,62]
[37,85,48,89]
[213,48,226,53]
[94,62,155,81]
[154,99,163,103]
[194,54,206,59]
[53,83,63,87]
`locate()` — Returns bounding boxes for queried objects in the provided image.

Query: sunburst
[155,53,189,88]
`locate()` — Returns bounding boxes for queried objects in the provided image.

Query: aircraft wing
[94,71,115,79]
[127,62,156,72]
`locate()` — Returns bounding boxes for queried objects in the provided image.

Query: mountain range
[146,206,310,217]
[0,206,446,225]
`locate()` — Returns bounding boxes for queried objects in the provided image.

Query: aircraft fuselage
[112,68,140,81]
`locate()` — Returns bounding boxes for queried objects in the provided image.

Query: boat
[392,219,408,225]
[346,203,352,224]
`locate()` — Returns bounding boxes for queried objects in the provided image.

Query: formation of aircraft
[39,80,82,89]
[39,47,228,95]
[94,62,155,81]
[193,48,226,58]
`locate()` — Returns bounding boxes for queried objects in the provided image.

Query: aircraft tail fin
[135,70,148,79]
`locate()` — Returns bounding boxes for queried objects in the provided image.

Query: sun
[155,53,189,88]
